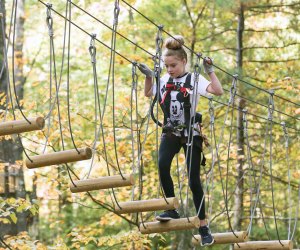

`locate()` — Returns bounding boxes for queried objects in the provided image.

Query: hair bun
[165,35,185,50]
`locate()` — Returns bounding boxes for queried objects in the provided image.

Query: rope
[184,55,202,221]
[233,90,300,123]
[267,90,283,246]
[30,0,300,235]
[281,121,292,240]
[153,25,170,204]
[210,76,238,235]
[207,97,216,224]
[37,0,133,65]
[0,237,12,250]
[37,1,300,132]
[207,97,299,133]
[111,0,124,179]
[0,0,32,162]
[0,0,14,122]
[67,0,155,59]
[243,109,259,236]
[224,76,238,234]
[65,1,79,153]
[10,0,30,123]
[85,34,100,178]
[121,0,300,109]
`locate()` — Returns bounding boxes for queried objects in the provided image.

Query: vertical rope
[267,90,283,246]
[86,33,99,178]
[111,0,125,179]
[66,0,80,153]
[280,121,292,240]
[212,75,238,235]
[243,108,260,237]
[154,25,168,202]
[11,0,30,122]
[184,54,201,221]
[207,96,215,225]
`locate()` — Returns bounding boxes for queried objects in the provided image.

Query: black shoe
[199,225,214,246]
[156,210,180,222]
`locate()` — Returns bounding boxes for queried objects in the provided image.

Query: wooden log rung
[192,231,248,245]
[0,117,45,136]
[70,174,134,193]
[26,147,92,169]
[233,240,293,250]
[115,197,179,214]
[139,216,200,234]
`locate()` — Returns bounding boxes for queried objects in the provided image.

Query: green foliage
[0,197,38,225]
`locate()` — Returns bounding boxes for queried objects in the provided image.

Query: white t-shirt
[152,72,210,136]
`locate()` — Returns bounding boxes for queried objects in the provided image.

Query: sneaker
[199,225,214,246]
[156,210,180,222]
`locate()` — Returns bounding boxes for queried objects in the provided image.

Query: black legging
[158,133,205,220]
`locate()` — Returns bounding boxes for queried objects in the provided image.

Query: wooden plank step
[233,240,293,250]
[26,147,92,169]
[192,231,248,245]
[115,197,179,214]
[70,174,134,193]
[139,216,200,234]
[0,117,45,136]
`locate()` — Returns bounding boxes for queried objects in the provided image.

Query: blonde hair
[164,35,187,61]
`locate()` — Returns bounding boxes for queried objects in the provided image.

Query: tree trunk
[28,173,39,239]
[233,2,245,231]
[0,0,28,236]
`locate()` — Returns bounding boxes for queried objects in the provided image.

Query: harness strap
[160,83,190,104]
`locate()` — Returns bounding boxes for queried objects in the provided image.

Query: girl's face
[164,56,187,78]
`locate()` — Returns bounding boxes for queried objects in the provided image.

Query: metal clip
[46,3,54,37]
[89,34,97,64]
[267,89,275,121]
[228,75,238,105]
[131,62,138,90]
[113,0,120,25]
[242,109,248,137]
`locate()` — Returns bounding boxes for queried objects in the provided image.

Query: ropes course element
[25,147,92,169]
[32,0,293,242]
[139,216,200,234]
[192,231,248,245]
[233,240,293,250]
[1,0,299,247]
[69,174,135,193]
[0,117,45,136]
[121,0,300,108]
[114,197,179,214]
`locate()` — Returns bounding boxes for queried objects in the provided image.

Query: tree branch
[248,2,300,9]
[246,58,300,63]
[199,28,236,41]
[244,42,300,50]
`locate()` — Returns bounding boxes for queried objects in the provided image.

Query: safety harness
[151,73,206,165]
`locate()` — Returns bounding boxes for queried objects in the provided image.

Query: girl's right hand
[137,63,154,78]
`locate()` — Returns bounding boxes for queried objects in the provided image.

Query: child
[138,35,223,246]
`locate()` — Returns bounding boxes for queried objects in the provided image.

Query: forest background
[0,0,299,249]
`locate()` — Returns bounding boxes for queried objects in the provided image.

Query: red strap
[160,84,190,104]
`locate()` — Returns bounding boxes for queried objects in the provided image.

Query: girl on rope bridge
[138,35,223,246]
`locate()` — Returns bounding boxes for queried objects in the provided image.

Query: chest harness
[151,73,202,138]
[151,73,206,165]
